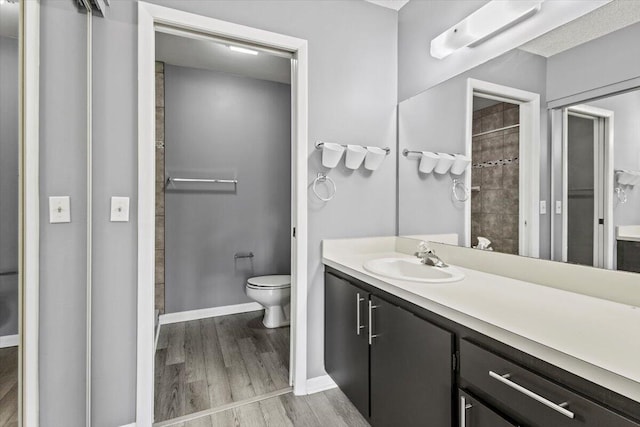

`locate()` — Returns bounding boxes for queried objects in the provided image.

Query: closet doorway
[562,105,614,268]
[137,3,309,426]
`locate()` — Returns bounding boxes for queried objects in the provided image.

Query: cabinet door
[370,296,454,427]
[459,390,517,427]
[324,273,370,418]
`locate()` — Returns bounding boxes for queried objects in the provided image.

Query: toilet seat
[246,275,291,290]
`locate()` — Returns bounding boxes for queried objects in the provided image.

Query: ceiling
[0,1,19,39]
[364,0,410,11]
[155,32,291,84]
[519,0,640,58]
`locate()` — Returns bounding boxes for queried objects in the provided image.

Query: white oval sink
[363,257,465,283]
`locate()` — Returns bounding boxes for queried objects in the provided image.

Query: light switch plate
[110,197,130,222]
[539,200,547,215]
[555,200,562,215]
[49,196,71,223]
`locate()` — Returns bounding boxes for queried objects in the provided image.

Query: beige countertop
[617,225,640,242]
[322,236,640,403]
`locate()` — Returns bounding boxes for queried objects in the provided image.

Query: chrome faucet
[415,241,448,268]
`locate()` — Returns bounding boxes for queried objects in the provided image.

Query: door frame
[561,104,614,269]
[465,79,541,257]
[137,3,308,425]
[20,0,41,424]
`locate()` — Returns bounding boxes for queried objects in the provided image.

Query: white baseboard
[306,375,337,394]
[158,302,263,325]
[0,334,19,348]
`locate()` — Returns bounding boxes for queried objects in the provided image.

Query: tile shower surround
[471,102,520,254]
[155,61,165,314]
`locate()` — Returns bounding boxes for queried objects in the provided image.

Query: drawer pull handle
[489,371,575,419]
[356,293,365,335]
[460,396,472,427]
[368,300,379,345]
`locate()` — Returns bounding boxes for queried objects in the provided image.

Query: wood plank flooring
[161,388,369,427]
[155,312,291,422]
[0,346,18,427]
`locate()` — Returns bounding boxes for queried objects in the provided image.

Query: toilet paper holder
[234,252,254,260]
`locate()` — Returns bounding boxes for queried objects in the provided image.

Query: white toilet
[245,275,291,328]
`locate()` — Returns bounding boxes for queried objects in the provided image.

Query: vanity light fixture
[430,0,544,59]
[228,45,259,55]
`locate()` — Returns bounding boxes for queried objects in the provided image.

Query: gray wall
[34,1,397,425]
[164,64,291,313]
[0,35,19,337]
[39,1,88,425]
[546,22,640,104]
[398,49,550,257]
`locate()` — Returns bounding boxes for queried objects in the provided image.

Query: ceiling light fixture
[228,45,259,56]
[430,0,545,59]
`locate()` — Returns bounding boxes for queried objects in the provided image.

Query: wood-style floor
[155,312,292,422]
[0,346,18,427]
[165,388,369,427]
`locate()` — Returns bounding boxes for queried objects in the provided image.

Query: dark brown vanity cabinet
[369,295,454,427]
[325,272,454,426]
[325,268,640,427]
[324,273,370,418]
[459,339,640,427]
[617,240,640,273]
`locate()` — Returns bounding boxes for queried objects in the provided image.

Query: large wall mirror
[398,1,640,274]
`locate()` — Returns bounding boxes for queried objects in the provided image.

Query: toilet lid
[247,275,291,289]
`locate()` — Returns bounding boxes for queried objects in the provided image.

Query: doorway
[470,97,521,254]
[152,29,294,424]
[562,105,614,268]
[138,3,308,426]
[465,79,541,257]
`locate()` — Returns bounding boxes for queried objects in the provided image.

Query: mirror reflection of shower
[470,96,521,255]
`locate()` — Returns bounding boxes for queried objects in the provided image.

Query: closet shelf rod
[315,141,391,155]
[167,176,238,185]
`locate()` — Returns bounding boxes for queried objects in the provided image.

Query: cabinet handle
[368,300,379,345]
[459,396,472,427]
[489,371,575,419]
[356,293,365,335]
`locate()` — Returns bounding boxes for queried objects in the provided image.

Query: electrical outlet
[49,196,71,223]
[110,197,130,222]
[540,200,547,215]
[555,200,562,215]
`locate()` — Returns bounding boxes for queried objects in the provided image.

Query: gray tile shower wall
[471,102,520,254]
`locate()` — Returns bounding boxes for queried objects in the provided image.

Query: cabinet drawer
[459,339,640,427]
[459,389,517,427]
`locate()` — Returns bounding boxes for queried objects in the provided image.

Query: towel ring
[313,173,336,202]
[452,179,469,202]
[615,187,628,204]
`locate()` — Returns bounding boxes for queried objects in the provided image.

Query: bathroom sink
[363,257,465,283]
